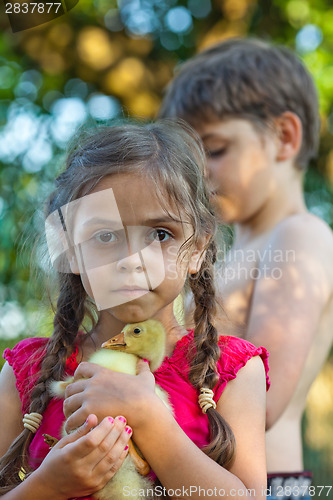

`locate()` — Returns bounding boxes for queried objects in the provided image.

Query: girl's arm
[0,414,132,500]
[0,362,24,457]
[64,357,267,499]
[135,356,267,500]
[0,363,132,499]
[0,414,131,500]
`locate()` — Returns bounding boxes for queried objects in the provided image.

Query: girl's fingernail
[84,418,89,426]
[118,416,126,423]
[124,445,129,451]
[108,417,114,424]
[143,358,149,364]
[125,426,132,434]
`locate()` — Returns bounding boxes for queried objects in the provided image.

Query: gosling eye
[133,328,141,335]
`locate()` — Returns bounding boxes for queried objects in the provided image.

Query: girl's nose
[116,252,144,272]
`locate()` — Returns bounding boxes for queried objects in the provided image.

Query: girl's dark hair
[0,120,235,492]
[188,241,235,468]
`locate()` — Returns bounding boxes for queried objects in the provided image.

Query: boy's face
[196,118,278,224]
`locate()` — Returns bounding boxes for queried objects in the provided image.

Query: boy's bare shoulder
[265,212,333,284]
[269,212,333,252]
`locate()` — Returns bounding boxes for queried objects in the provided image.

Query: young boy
[159,38,333,495]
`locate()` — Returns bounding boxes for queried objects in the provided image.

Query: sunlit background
[0,0,332,492]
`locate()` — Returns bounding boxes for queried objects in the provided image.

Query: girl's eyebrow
[144,216,185,225]
[80,216,187,228]
[81,217,123,228]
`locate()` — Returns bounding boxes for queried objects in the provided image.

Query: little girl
[0,120,270,499]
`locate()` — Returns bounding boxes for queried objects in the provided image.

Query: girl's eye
[148,229,172,242]
[95,231,117,243]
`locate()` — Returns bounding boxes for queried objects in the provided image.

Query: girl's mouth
[112,287,149,297]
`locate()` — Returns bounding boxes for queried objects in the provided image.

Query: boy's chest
[215,240,270,335]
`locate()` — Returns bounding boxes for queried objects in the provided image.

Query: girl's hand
[33,414,131,499]
[63,360,156,434]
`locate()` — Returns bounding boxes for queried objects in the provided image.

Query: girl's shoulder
[216,335,270,377]
[215,334,270,398]
[3,337,50,414]
[3,336,80,414]
[3,337,49,375]
[168,331,270,395]
[3,336,81,372]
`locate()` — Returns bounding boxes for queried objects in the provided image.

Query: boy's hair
[158,37,320,170]
[0,120,235,493]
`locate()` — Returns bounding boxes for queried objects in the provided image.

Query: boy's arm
[246,214,333,429]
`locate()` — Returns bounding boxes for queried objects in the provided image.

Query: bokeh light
[88,94,121,120]
[296,24,323,53]
[50,97,87,146]
[165,7,193,34]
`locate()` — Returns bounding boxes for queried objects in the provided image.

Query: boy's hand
[33,414,131,499]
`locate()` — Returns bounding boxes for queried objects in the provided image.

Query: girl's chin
[105,305,154,325]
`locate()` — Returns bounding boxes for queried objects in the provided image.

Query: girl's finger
[102,445,130,478]
[63,391,85,420]
[73,361,99,382]
[56,414,98,449]
[136,358,151,374]
[89,416,129,466]
[65,406,90,434]
[136,359,155,384]
[66,415,117,460]
[64,378,86,398]
[92,419,132,475]
[90,448,130,495]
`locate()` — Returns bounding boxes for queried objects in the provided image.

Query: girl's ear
[274,111,302,162]
[188,236,211,275]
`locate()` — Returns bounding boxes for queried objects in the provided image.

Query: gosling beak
[102,331,126,350]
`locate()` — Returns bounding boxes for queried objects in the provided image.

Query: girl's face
[67,173,202,323]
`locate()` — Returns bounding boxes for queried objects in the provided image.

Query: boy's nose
[203,161,211,180]
[204,157,216,180]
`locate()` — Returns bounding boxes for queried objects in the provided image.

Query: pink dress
[3,331,270,499]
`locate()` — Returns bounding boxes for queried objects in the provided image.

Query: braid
[0,274,89,493]
[189,240,236,470]
[46,274,88,379]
